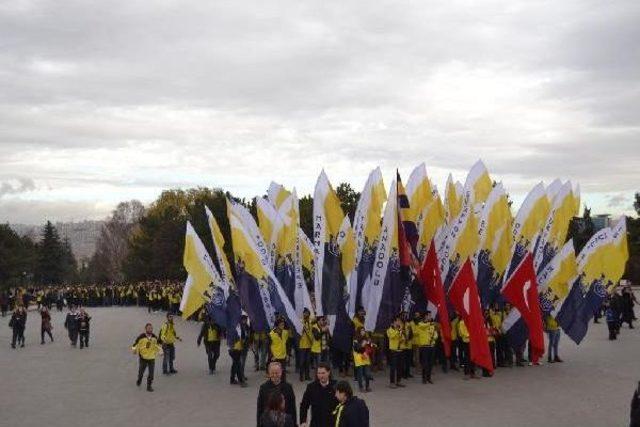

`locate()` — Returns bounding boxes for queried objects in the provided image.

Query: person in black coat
[64,306,80,347]
[257,361,297,427]
[631,381,640,427]
[333,380,369,427]
[300,362,338,427]
[9,306,27,348]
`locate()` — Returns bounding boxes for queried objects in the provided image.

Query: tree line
[2,189,639,288]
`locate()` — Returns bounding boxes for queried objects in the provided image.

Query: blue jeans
[162,344,175,372]
[356,365,371,390]
[547,330,560,360]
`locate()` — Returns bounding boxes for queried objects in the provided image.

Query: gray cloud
[0,178,36,197]
[0,198,111,224]
[1,0,639,222]
[607,194,629,209]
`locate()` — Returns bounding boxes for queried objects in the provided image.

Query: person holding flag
[269,318,290,381]
[197,316,221,374]
[298,308,313,382]
[448,260,494,379]
[415,310,438,384]
[386,315,406,388]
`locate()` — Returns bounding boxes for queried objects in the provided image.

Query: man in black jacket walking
[300,362,338,427]
[257,361,297,427]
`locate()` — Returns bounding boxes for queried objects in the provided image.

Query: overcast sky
[1,0,639,224]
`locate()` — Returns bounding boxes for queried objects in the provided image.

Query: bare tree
[93,200,145,282]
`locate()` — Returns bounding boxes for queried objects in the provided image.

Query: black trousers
[389,351,403,384]
[462,342,475,375]
[138,358,155,386]
[68,329,78,345]
[205,341,220,372]
[419,346,434,381]
[79,330,89,348]
[12,327,24,347]
[41,327,53,343]
[229,349,244,382]
[608,321,617,340]
[403,349,413,378]
[298,348,311,381]
[450,340,460,368]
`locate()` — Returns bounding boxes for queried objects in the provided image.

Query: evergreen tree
[0,224,37,288]
[35,221,66,285]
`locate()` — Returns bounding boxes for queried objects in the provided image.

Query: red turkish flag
[448,258,493,372]
[501,252,545,363]
[419,240,452,357]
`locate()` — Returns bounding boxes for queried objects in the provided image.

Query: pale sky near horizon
[1,0,639,224]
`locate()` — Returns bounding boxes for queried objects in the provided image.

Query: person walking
[64,306,80,347]
[78,308,91,349]
[332,380,369,427]
[229,326,249,387]
[9,306,27,349]
[197,317,221,374]
[40,307,54,344]
[257,361,297,427]
[159,313,182,374]
[299,362,338,427]
[131,323,163,392]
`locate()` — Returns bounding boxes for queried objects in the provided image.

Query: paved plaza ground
[1,306,638,426]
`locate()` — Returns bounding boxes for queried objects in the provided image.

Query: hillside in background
[9,221,103,264]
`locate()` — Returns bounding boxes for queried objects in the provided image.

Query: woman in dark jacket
[259,391,295,427]
[333,380,369,427]
[40,307,53,344]
[9,306,27,348]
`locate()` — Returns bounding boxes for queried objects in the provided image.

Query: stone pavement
[1,306,638,427]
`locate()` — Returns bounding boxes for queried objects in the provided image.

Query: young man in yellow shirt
[159,313,182,375]
[131,323,163,392]
[386,315,406,388]
[298,308,313,382]
[416,311,439,384]
[270,318,289,382]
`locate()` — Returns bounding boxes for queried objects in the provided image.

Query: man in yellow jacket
[269,318,289,381]
[159,313,182,375]
[416,311,439,384]
[386,315,406,388]
[298,308,313,382]
[131,323,163,392]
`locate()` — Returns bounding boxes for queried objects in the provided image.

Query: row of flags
[180,161,629,372]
